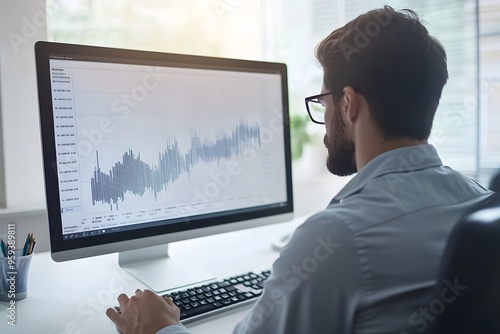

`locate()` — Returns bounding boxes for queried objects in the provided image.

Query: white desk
[0,218,306,333]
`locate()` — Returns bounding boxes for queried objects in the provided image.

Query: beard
[324,110,357,176]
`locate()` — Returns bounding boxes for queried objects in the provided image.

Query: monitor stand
[118,244,216,293]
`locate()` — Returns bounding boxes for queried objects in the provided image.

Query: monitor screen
[35,42,293,291]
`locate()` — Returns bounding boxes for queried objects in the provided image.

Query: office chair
[430,193,500,334]
[490,169,500,193]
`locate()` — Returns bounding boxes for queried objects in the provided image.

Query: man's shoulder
[338,165,490,230]
[299,197,390,235]
[297,208,361,237]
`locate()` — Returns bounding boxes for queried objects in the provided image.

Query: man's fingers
[106,307,122,325]
[117,293,129,310]
[135,289,143,296]
[164,297,175,306]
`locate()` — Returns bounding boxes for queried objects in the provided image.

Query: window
[479,0,500,184]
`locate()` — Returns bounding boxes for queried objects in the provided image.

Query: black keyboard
[163,270,271,323]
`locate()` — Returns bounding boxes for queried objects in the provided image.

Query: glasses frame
[304,92,332,125]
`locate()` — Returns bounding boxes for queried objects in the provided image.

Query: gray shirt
[158,144,492,334]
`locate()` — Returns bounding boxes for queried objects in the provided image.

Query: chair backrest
[490,170,500,192]
[431,193,500,333]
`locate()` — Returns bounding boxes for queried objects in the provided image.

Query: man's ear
[342,86,359,125]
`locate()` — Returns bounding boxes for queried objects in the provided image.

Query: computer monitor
[35,41,293,292]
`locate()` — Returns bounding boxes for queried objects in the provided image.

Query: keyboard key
[180,304,216,320]
[219,281,231,287]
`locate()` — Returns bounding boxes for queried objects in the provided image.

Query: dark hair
[316,6,448,140]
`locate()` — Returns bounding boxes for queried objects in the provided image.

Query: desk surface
[0,218,306,333]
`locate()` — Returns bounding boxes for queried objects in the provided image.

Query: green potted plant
[290,113,314,160]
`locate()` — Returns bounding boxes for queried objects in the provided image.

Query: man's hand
[106,289,181,334]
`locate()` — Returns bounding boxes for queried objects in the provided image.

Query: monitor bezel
[35,41,293,260]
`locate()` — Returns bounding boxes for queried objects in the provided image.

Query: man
[106,6,493,334]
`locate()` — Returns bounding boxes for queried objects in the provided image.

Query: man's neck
[356,138,428,171]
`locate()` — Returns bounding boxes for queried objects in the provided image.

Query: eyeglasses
[304,92,332,125]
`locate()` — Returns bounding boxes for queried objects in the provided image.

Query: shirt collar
[332,144,443,203]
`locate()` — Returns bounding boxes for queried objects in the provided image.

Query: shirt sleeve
[156,323,192,334]
[232,210,363,334]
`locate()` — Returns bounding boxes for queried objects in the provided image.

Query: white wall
[0,1,49,249]
[0,0,47,209]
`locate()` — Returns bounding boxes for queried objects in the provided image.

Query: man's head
[315,6,448,176]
